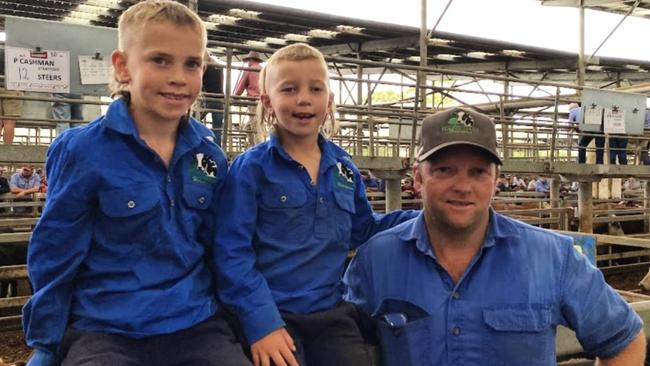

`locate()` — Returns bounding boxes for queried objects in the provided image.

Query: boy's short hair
[256,43,338,140]
[110,0,207,100]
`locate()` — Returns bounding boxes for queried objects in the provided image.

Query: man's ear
[111,50,130,84]
[413,162,422,194]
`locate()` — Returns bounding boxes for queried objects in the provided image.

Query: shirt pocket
[258,183,310,243]
[329,188,355,241]
[182,184,214,235]
[481,305,553,365]
[373,299,433,366]
[97,183,162,253]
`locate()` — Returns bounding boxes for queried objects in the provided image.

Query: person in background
[10,166,40,198]
[535,176,550,193]
[641,108,650,165]
[234,50,263,147]
[344,107,645,366]
[22,2,251,365]
[572,103,605,164]
[201,56,224,146]
[0,88,24,145]
[52,93,84,136]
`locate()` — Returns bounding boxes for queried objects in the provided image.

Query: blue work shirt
[214,133,418,343]
[10,172,40,190]
[23,98,228,366]
[344,211,643,366]
[535,179,550,193]
[569,106,581,124]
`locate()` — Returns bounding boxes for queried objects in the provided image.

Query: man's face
[21,168,33,179]
[414,145,497,236]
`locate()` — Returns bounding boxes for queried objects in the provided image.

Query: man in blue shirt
[571,103,606,164]
[344,107,645,365]
[535,176,550,193]
[9,166,40,197]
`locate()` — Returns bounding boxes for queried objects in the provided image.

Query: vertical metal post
[578,181,594,233]
[644,180,650,233]
[367,76,374,155]
[356,44,364,155]
[577,0,586,93]
[223,50,233,151]
[550,87,560,162]
[385,178,402,212]
[550,178,560,229]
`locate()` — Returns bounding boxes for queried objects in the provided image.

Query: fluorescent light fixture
[429,38,452,46]
[228,9,260,20]
[502,49,526,57]
[466,51,493,59]
[264,37,288,45]
[308,29,339,39]
[245,40,268,48]
[284,33,310,42]
[208,14,239,26]
[336,25,365,34]
[435,54,458,61]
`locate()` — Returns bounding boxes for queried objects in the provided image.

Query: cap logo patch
[442,111,476,134]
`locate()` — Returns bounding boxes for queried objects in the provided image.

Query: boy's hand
[251,327,298,366]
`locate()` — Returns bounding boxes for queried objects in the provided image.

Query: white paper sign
[4,46,69,93]
[604,108,626,134]
[78,55,112,85]
[584,107,603,125]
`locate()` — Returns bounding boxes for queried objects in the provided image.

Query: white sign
[78,55,112,85]
[584,107,603,125]
[4,46,69,93]
[604,108,626,134]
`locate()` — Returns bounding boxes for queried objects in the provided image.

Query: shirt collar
[268,133,338,168]
[103,98,204,149]
[398,209,518,256]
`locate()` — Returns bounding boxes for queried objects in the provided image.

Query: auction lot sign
[5,46,70,93]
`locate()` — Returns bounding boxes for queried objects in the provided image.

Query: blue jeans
[53,93,83,135]
[60,311,251,366]
[578,135,605,164]
[609,137,628,165]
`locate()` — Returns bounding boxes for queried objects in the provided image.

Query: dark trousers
[578,135,605,164]
[609,137,628,165]
[60,311,251,366]
[280,302,373,366]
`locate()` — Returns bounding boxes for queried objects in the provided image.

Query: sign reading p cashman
[5,46,70,93]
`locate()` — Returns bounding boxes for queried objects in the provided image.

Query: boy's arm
[347,161,418,248]
[23,136,94,366]
[213,158,285,344]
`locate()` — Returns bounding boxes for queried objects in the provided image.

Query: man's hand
[251,327,299,366]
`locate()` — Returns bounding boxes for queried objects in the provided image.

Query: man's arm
[597,330,646,366]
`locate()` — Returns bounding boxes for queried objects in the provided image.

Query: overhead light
[264,37,288,45]
[407,56,421,62]
[466,51,493,59]
[586,65,603,71]
[245,40,268,48]
[62,17,91,25]
[208,14,239,26]
[502,49,526,57]
[308,29,339,39]
[336,25,365,35]
[435,54,457,61]
[284,33,310,42]
[228,9,260,20]
[429,38,452,46]
[625,64,642,70]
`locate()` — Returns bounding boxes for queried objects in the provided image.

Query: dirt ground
[0,270,647,364]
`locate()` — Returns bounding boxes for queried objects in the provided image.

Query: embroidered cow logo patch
[191,153,218,184]
[334,161,355,190]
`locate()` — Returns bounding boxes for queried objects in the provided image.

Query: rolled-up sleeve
[560,242,643,358]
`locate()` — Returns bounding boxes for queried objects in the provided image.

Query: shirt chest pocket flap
[183,184,214,210]
[333,188,355,214]
[260,184,307,209]
[99,184,161,218]
[483,306,550,333]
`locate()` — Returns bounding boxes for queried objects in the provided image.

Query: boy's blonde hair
[110,0,207,101]
[256,43,338,139]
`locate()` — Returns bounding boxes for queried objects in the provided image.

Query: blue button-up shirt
[214,134,418,343]
[10,171,40,190]
[23,99,228,365]
[344,211,642,366]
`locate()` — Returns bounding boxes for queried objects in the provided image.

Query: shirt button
[310,180,316,186]
[198,196,206,204]
[452,327,460,336]
[127,200,135,209]
[280,195,287,202]
[452,291,460,300]
[170,199,175,207]
[167,176,172,183]
[319,197,324,203]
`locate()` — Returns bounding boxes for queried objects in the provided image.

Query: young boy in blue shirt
[215,43,417,366]
[22,2,250,365]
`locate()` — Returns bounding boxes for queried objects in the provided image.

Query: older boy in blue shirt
[344,107,645,365]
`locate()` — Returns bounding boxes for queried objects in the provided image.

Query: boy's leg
[291,302,373,366]
[60,328,146,366]
[152,311,252,366]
